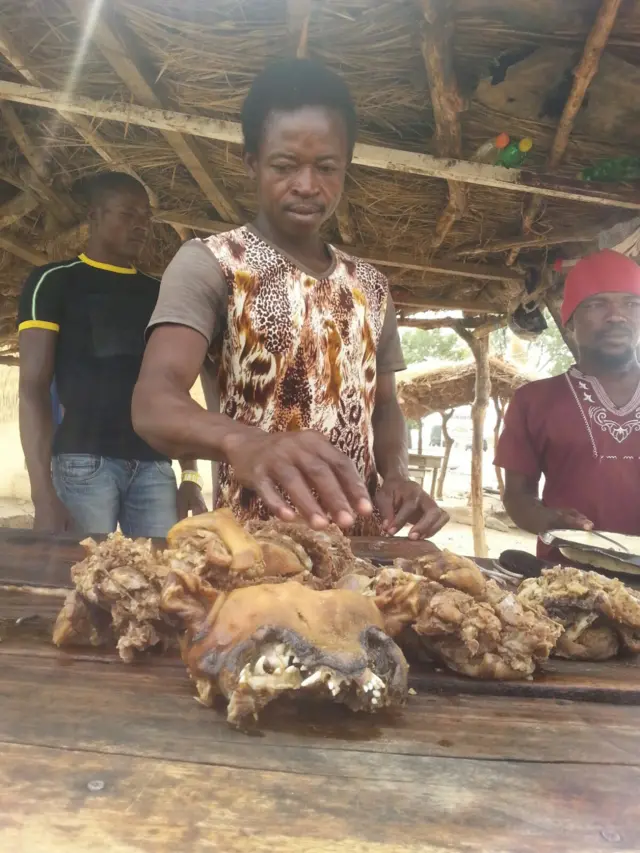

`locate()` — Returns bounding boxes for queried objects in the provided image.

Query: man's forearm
[503,491,553,535]
[132,378,254,462]
[19,385,55,500]
[372,397,409,482]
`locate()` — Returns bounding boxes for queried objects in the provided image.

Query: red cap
[560,249,640,324]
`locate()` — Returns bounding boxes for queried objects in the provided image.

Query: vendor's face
[245,106,349,239]
[572,291,640,367]
[90,187,151,262]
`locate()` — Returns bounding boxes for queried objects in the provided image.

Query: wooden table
[1,531,640,852]
[408,452,442,496]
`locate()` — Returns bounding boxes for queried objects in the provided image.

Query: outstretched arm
[503,471,592,534]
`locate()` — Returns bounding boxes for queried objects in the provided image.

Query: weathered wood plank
[2,79,640,211]
[1,740,639,853]
[0,529,438,589]
[1,653,640,767]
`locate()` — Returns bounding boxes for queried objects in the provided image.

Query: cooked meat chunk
[518,566,640,661]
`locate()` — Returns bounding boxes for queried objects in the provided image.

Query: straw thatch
[397,357,532,420]
[1,0,640,353]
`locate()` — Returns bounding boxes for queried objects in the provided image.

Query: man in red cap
[495,249,640,560]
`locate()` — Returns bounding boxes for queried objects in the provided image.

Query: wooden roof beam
[154,209,523,282]
[0,191,40,229]
[419,0,467,249]
[286,0,312,58]
[393,296,504,313]
[3,80,640,211]
[0,234,48,266]
[0,24,192,240]
[0,102,78,225]
[455,226,600,257]
[64,0,241,225]
[507,0,623,264]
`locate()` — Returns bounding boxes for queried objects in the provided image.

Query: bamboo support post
[493,396,506,500]
[436,409,454,501]
[455,324,490,557]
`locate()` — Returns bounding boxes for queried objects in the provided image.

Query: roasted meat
[161,571,408,726]
[517,566,640,660]
[247,518,367,585]
[166,511,359,590]
[52,533,174,662]
[372,554,562,679]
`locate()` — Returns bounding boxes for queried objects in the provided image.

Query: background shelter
[397,356,532,498]
[0,0,639,552]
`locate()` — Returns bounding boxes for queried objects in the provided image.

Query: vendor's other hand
[546,507,594,532]
[222,428,373,530]
[376,477,449,540]
[33,491,74,534]
[177,481,208,520]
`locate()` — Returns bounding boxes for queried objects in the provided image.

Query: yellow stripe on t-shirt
[18,320,60,333]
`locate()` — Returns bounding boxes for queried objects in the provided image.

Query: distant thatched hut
[396,358,532,421]
[397,357,532,501]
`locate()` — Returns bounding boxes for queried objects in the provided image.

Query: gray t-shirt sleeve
[376,293,406,373]
[147,238,228,343]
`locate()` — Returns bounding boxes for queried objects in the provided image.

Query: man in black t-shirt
[18,172,206,536]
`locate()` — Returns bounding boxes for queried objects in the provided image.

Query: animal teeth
[301,671,323,688]
[285,666,298,675]
[254,656,267,675]
[291,656,300,665]
[371,697,379,706]
[372,688,381,699]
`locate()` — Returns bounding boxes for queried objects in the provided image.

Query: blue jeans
[53,454,178,538]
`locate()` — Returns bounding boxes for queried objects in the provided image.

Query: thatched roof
[1,0,640,354]
[397,357,532,419]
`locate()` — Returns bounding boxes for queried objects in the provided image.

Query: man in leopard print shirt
[134,59,448,540]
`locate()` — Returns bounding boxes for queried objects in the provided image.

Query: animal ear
[161,570,219,628]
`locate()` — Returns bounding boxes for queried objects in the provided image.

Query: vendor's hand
[222,428,373,530]
[177,481,208,520]
[546,507,594,532]
[375,477,449,540]
[33,491,74,534]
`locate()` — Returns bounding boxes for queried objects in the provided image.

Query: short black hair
[84,171,148,208]
[241,59,357,157]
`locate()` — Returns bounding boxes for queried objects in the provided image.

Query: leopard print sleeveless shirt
[203,225,388,534]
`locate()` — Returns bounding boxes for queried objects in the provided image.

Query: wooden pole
[436,409,454,501]
[3,80,640,210]
[419,0,467,248]
[507,0,623,264]
[456,324,490,557]
[493,396,506,500]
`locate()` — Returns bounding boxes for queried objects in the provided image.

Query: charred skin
[162,573,409,726]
